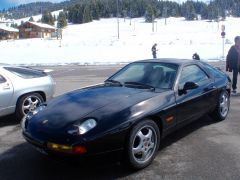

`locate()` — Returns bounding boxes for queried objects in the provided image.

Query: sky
[0,0,209,10]
[0,0,64,10]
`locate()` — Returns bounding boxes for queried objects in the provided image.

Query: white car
[0,65,55,120]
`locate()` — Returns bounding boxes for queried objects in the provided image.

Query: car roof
[0,64,9,67]
[0,65,27,69]
[135,58,199,65]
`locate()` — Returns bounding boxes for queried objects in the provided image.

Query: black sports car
[21,59,231,169]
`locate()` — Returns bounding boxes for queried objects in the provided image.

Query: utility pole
[152,14,154,32]
[163,7,167,25]
[129,0,132,26]
[117,0,120,39]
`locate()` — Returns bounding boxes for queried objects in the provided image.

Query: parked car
[21,59,231,170]
[0,65,55,120]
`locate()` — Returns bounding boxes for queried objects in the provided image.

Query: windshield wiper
[104,79,123,86]
[124,82,155,91]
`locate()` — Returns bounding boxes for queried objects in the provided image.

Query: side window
[0,75,6,84]
[179,65,209,88]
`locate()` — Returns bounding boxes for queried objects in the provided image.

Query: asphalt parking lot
[1,62,240,180]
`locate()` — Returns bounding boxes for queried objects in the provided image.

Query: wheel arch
[145,115,164,138]
[16,91,46,106]
[125,115,164,144]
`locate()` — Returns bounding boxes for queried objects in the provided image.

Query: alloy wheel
[219,92,229,118]
[22,95,42,115]
[131,125,157,164]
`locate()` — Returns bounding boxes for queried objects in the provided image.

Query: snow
[26,21,56,29]
[0,25,19,32]
[14,10,63,25]
[0,17,239,65]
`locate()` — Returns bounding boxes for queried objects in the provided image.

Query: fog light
[47,142,87,154]
[47,143,72,153]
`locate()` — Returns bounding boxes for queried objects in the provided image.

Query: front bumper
[23,131,49,155]
[22,131,87,155]
[21,116,127,157]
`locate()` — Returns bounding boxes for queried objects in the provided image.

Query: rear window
[4,67,47,79]
[200,62,225,78]
[0,75,6,83]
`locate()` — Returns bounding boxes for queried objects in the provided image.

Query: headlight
[68,119,97,135]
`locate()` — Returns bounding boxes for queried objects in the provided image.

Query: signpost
[221,25,226,61]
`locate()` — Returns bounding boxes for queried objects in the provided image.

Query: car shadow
[0,115,217,180]
[0,114,19,127]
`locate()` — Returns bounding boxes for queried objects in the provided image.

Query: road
[1,63,240,180]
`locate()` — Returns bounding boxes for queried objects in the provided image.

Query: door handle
[204,85,216,92]
[2,84,10,90]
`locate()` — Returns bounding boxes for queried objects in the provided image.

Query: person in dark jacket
[192,53,200,60]
[151,43,158,59]
[226,36,240,94]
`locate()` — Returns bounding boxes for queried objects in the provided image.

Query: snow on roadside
[1,17,239,66]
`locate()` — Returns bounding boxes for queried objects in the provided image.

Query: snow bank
[0,17,238,65]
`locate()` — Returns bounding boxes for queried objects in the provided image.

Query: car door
[0,74,14,115]
[175,64,213,124]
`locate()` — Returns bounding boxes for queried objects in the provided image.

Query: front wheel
[210,90,230,121]
[16,93,44,121]
[125,119,160,170]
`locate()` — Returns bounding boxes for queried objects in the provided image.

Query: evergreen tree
[91,0,100,20]
[182,1,196,20]
[41,10,54,25]
[145,4,155,23]
[207,3,218,20]
[4,0,239,24]
[29,16,34,22]
[53,14,56,22]
[83,5,93,23]
[57,11,67,28]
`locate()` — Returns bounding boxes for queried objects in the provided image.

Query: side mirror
[179,82,198,95]
[183,82,199,91]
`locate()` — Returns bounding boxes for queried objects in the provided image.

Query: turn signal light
[72,146,87,154]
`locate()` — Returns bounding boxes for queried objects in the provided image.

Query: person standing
[151,43,158,59]
[226,36,240,94]
[192,53,200,60]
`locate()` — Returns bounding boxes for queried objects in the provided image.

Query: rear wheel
[125,119,160,170]
[16,93,44,121]
[210,90,230,121]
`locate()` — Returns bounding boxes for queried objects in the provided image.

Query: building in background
[18,21,56,39]
[0,26,19,40]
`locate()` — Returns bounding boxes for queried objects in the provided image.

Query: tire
[16,93,44,121]
[210,90,230,121]
[125,119,160,170]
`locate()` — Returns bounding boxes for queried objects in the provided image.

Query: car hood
[30,85,158,129]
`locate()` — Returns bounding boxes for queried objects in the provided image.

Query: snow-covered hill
[14,10,63,25]
[0,17,238,65]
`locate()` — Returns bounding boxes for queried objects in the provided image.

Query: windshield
[109,62,178,89]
